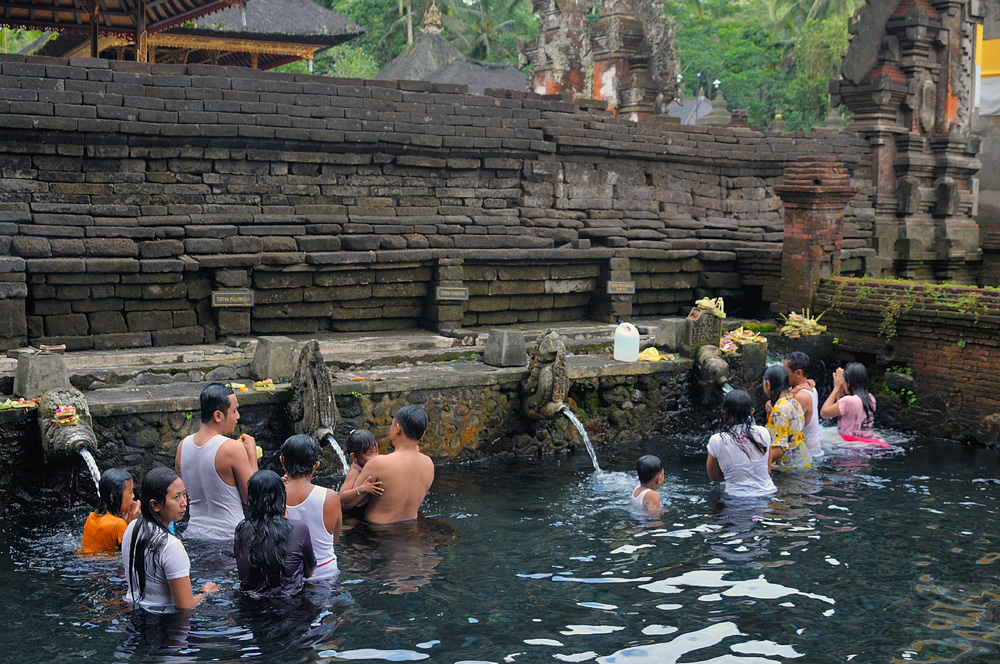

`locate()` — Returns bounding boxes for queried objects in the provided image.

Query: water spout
[560,406,601,472]
[78,448,100,494]
[721,382,734,394]
[322,432,350,476]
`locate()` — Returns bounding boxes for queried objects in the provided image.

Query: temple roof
[33,0,363,70]
[375,33,527,95]
[0,0,242,38]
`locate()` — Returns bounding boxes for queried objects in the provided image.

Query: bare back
[362,447,434,524]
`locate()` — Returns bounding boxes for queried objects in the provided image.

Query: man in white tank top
[784,352,823,459]
[174,383,259,540]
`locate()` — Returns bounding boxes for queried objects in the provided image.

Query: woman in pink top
[820,362,880,441]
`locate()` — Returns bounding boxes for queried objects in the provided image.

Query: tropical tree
[765,0,862,41]
[441,0,533,61]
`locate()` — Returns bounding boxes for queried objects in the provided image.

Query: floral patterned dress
[768,394,810,470]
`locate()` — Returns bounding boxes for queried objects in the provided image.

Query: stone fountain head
[289,339,337,444]
[521,330,569,420]
[694,345,731,406]
[37,387,97,461]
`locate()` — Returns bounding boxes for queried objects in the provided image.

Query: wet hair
[720,389,769,458]
[393,405,427,441]
[200,382,234,424]
[636,455,663,484]
[125,467,178,604]
[762,365,790,406]
[236,470,293,590]
[843,362,875,429]
[97,468,132,518]
[346,429,377,458]
[280,434,321,478]
[784,351,810,376]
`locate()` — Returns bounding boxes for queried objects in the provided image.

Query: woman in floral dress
[762,365,810,470]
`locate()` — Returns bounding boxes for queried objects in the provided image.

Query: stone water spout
[521,330,569,420]
[37,387,100,492]
[695,345,731,406]
[289,340,349,473]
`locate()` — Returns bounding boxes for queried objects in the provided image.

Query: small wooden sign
[606,281,636,295]
[436,286,470,301]
[211,290,254,307]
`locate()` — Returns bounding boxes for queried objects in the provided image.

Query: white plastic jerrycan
[613,322,640,362]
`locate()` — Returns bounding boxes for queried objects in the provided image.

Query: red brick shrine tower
[831,0,984,283]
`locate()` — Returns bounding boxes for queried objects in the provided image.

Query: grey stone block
[251,336,300,381]
[654,318,688,352]
[483,329,527,367]
[14,352,70,398]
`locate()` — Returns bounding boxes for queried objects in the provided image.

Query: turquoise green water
[2,429,1000,663]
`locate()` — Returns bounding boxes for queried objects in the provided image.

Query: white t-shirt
[121,520,191,611]
[707,425,777,498]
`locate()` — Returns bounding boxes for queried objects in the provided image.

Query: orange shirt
[80,511,127,553]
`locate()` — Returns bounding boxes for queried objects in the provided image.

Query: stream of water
[562,408,602,472]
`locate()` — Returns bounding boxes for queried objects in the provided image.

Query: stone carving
[521,330,569,419]
[895,176,921,215]
[38,387,97,460]
[977,412,1000,448]
[684,307,722,349]
[289,339,337,443]
[694,344,730,406]
[918,78,936,132]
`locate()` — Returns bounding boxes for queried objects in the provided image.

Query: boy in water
[783,351,823,460]
[630,455,664,514]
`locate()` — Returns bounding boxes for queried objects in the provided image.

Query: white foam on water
[553,575,652,584]
[641,625,679,636]
[698,593,723,601]
[554,652,599,662]
[578,602,618,610]
[610,544,655,555]
[561,625,626,636]
[525,638,564,646]
[656,604,683,611]
[722,576,835,605]
[596,622,743,663]
[731,640,803,658]
[318,648,429,661]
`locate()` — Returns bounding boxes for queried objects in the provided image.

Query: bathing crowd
[80,383,435,611]
[632,352,879,511]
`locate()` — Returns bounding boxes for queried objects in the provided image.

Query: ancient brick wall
[814,278,1000,439]
[0,54,872,349]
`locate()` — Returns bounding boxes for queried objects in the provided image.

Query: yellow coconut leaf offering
[252,379,275,392]
[227,382,247,393]
[694,297,726,319]
[779,310,827,338]
[719,326,767,355]
[638,347,675,362]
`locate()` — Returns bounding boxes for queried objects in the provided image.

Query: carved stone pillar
[523,0,595,97]
[832,0,984,283]
[774,156,856,313]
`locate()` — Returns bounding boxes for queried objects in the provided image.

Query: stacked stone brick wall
[815,278,1000,438]
[0,54,872,348]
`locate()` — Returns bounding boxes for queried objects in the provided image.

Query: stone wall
[814,277,1000,440]
[0,54,873,349]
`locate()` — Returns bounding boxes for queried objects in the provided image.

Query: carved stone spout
[521,330,569,419]
[695,345,730,406]
[289,339,337,443]
[37,387,97,461]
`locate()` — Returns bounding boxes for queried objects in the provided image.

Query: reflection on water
[3,431,1000,663]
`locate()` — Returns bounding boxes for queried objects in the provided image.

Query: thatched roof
[34,0,363,70]
[375,33,527,95]
[0,0,241,38]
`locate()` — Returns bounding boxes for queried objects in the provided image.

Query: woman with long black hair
[234,470,316,597]
[706,389,777,497]
[762,364,810,470]
[821,362,880,441]
[122,467,218,611]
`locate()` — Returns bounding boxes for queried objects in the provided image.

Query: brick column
[774,155,856,313]
[423,258,466,332]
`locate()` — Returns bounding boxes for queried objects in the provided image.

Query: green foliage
[741,322,777,333]
[1,27,49,54]
[442,0,535,61]
[957,339,967,350]
[351,390,363,398]
[885,365,912,375]
[275,43,381,79]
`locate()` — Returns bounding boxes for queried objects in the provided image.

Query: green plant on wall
[878,285,918,340]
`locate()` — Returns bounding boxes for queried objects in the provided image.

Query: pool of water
[3,428,1000,663]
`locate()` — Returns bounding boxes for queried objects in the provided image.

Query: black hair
[125,467,178,605]
[97,468,133,518]
[636,455,663,484]
[719,389,769,458]
[236,470,292,590]
[280,434,321,478]
[783,351,810,376]
[200,382,235,424]
[762,364,790,406]
[346,429,377,458]
[393,405,428,441]
[843,362,875,429]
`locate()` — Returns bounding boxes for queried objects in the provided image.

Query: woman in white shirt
[122,467,218,611]
[706,389,777,498]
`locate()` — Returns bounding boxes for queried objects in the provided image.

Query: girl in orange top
[81,468,141,553]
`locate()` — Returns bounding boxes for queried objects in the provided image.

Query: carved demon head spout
[289,340,337,444]
[38,387,97,461]
[521,330,569,420]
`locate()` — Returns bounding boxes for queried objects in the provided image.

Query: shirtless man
[784,351,823,460]
[361,405,435,525]
[174,383,258,540]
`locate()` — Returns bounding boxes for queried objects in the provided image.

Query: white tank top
[179,433,243,540]
[800,387,823,458]
[630,488,653,512]
[287,485,338,580]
